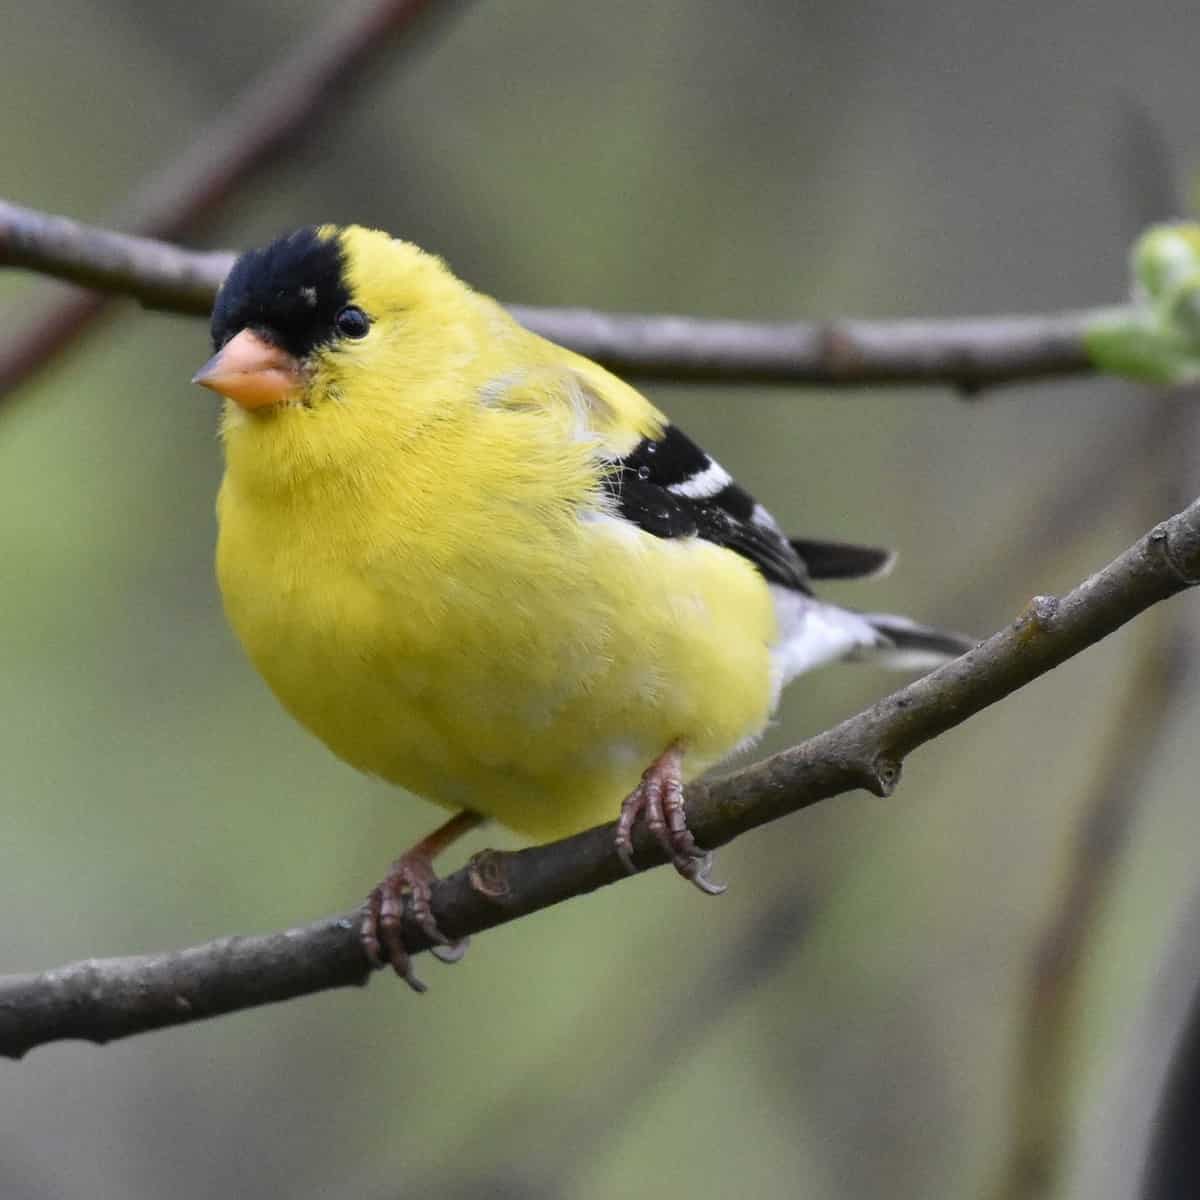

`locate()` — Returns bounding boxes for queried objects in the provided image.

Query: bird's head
[195,226,481,472]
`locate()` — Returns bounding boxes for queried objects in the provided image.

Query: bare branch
[0,203,232,315]
[0,0,465,398]
[3,491,1200,1058]
[511,306,1100,390]
[0,199,1109,392]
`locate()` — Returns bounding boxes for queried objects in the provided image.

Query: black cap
[211,227,351,360]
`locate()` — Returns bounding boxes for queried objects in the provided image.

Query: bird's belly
[219,518,777,841]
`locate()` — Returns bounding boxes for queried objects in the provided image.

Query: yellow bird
[194,225,970,989]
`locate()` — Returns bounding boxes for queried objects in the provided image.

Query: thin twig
[0,0,465,398]
[3,493,1200,1058]
[0,199,1112,392]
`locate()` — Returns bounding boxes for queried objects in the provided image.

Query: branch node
[1150,519,1200,585]
[870,756,903,797]
[467,849,513,902]
[819,323,860,377]
[1017,593,1060,636]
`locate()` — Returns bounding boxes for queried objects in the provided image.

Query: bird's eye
[335,306,370,338]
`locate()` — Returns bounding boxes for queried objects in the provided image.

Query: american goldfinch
[194,226,971,989]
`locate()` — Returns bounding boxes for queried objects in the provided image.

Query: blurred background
[4,2,1200,1197]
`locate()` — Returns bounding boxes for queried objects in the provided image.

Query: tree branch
[0,199,1109,391]
[0,202,232,314]
[3,490,1200,1058]
[0,0,465,398]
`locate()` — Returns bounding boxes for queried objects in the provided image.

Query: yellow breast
[216,401,778,841]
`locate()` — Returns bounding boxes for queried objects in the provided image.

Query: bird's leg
[614,743,726,896]
[361,809,485,992]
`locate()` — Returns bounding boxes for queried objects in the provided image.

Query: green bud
[1085,223,1200,384]
[1132,225,1200,300]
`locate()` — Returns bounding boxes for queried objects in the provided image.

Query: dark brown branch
[4,492,1200,1058]
[0,200,1106,392]
[0,0,464,398]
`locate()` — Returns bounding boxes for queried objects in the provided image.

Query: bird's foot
[614,743,726,895]
[360,810,483,992]
[361,853,468,992]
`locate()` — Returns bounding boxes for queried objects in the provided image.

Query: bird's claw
[360,854,468,992]
[615,744,726,895]
[430,938,470,964]
[676,851,727,896]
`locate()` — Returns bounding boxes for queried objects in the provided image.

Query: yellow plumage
[214,227,776,841]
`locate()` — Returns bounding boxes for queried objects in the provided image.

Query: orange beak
[192,329,303,411]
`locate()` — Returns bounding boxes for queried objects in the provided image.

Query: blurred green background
[4,2,1200,1197]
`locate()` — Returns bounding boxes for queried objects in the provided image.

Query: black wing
[599,424,812,592]
[788,538,895,581]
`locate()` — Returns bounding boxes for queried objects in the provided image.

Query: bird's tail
[857,611,977,671]
[770,591,975,686]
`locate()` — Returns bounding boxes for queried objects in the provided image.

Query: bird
[193,225,973,990]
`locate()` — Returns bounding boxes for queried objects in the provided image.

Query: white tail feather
[769,589,973,694]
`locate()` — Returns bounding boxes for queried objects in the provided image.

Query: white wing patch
[752,503,781,531]
[667,459,733,500]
